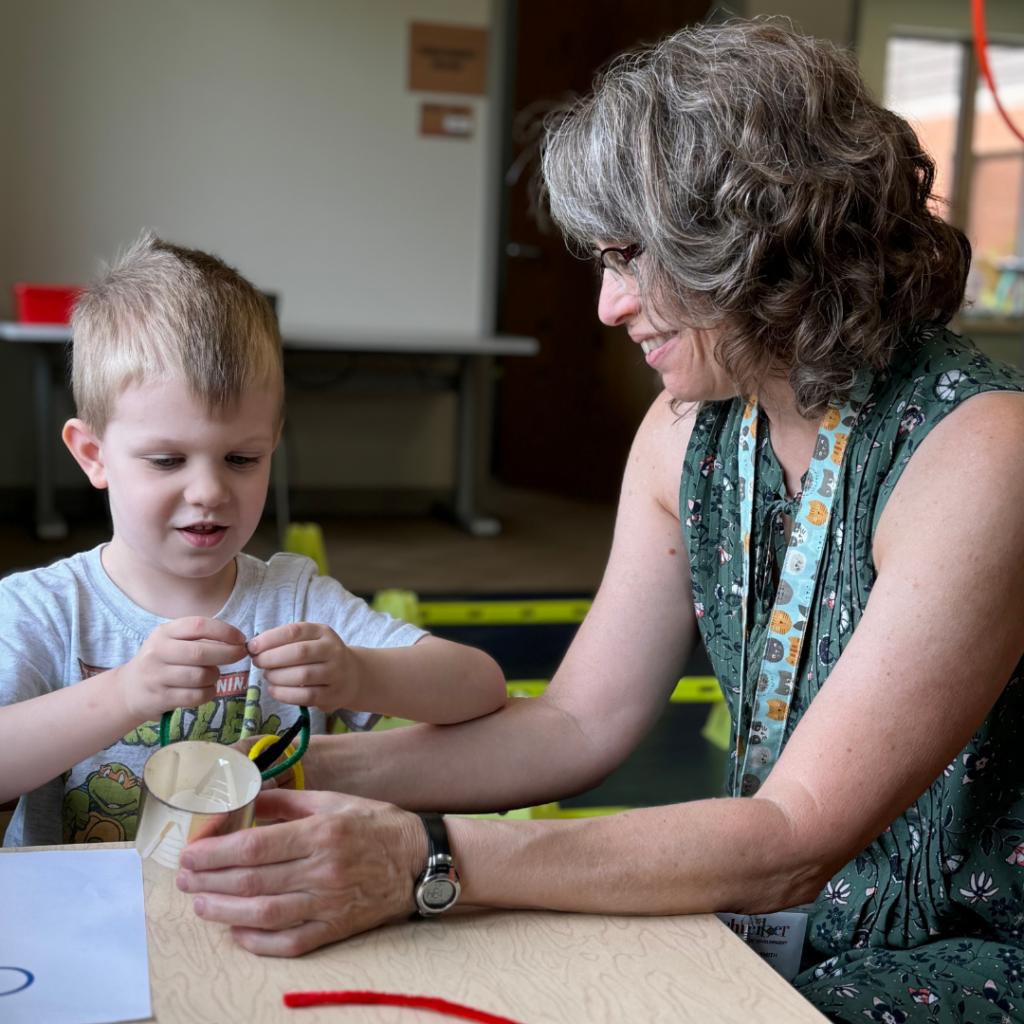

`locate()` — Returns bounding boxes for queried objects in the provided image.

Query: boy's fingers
[266,683,323,708]
[247,622,319,656]
[165,638,249,667]
[260,663,325,688]
[166,617,247,646]
[250,640,331,672]
[162,686,218,709]
[251,641,330,671]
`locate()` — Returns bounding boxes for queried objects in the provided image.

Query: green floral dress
[681,324,1024,1024]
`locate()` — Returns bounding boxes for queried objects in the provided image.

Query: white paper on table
[0,849,152,1024]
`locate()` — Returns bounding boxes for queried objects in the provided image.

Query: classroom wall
[744,0,857,47]
[0,0,497,493]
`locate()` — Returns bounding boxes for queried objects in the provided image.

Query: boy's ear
[62,419,108,489]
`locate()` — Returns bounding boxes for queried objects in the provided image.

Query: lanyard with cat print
[734,371,873,798]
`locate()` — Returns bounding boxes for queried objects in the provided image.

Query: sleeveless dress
[681,324,1024,1024]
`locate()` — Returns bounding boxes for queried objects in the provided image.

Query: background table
[3,841,825,1024]
[0,324,538,540]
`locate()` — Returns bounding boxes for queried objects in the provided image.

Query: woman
[177,22,1024,1022]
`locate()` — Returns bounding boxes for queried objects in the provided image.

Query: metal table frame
[0,323,538,539]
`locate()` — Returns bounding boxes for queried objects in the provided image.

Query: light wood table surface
[4,842,825,1024]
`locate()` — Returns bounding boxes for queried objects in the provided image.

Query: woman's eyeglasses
[595,243,644,278]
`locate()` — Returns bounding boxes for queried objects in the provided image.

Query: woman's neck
[758,382,821,499]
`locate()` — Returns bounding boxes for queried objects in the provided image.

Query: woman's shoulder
[884,322,1024,403]
[858,322,1023,476]
[630,391,709,517]
[868,323,1024,524]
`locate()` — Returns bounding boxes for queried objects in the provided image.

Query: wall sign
[409,23,488,95]
[420,104,474,138]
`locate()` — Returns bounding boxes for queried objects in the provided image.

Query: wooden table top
[4,842,825,1024]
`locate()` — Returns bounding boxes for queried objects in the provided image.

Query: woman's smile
[636,333,675,367]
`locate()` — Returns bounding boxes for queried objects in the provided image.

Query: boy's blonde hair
[71,232,284,434]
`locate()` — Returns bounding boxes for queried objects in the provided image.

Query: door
[496,0,711,500]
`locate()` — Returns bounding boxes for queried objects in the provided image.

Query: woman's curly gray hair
[541,20,970,413]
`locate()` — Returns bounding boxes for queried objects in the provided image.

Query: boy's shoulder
[0,546,101,609]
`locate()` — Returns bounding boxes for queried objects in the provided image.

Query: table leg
[33,346,69,540]
[454,355,500,537]
[274,424,291,550]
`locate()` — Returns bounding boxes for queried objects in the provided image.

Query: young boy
[0,234,506,848]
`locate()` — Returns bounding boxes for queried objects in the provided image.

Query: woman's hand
[173,789,426,956]
[248,623,357,712]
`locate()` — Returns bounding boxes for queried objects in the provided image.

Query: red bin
[13,283,84,325]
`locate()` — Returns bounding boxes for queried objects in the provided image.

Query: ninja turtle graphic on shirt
[61,762,143,843]
[77,660,282,747]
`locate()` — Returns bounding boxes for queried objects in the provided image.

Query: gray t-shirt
[1,546,425,847]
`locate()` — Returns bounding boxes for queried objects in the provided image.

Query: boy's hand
[115,617,248,723]
[248,623,357,713]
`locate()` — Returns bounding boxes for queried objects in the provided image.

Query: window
[885,37,963,211]
[886,34,1024,321]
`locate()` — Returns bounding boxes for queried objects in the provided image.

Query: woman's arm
[287,391,703,809]
[437,390,1024,916]
[178,392,1024,956]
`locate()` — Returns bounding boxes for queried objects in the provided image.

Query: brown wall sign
[409,23,488,95]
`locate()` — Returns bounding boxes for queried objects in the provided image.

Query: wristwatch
[413,812,461,916]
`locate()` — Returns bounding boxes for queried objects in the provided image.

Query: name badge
[715,911,808,981]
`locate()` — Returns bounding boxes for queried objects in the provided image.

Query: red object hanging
[971,0,1024,146]
[284,990,526,1024]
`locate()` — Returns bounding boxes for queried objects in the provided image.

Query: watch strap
[417,812,451,863]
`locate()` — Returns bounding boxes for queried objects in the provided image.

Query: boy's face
[81,378,279,585]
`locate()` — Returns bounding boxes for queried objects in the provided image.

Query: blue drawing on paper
[0,967,34,995]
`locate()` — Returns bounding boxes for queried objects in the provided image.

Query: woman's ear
[62,419,108,489]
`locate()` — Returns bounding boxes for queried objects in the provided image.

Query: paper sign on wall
[409,23,488,95]
[421,104,474,138]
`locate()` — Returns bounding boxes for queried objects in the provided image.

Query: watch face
[421,877,457,909]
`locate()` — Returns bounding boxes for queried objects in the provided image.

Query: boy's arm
[0,671,144,805]
[249,628,507,724]
[351,635,506,723]
[0,617,248,805]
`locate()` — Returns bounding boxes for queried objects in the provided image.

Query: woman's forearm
[446,797,829,917]
[305,695,621,813]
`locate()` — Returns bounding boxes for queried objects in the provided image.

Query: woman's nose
[596,270,641,327]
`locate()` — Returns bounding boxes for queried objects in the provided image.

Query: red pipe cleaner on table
[971,0,1024,146]
[283,990,525,1024]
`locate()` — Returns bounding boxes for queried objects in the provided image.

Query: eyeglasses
[595,243,644,278]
